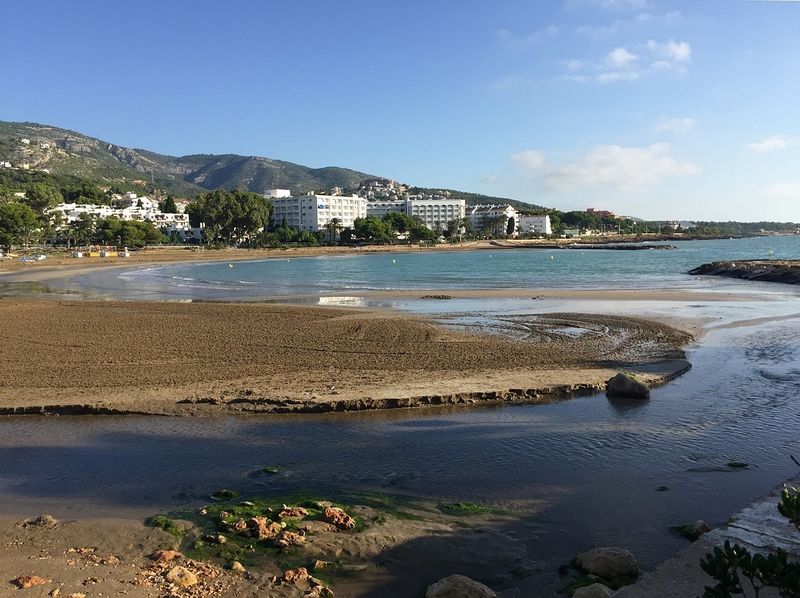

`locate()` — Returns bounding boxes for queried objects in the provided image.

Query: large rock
[606,373,650,399]
[573,583,614,598]
[426,574,496,598]
[575,546,638,580]
[165,565,198,588]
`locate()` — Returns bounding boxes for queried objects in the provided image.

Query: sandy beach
[0,299,691,415]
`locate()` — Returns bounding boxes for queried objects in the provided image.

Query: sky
[2,0,799,221]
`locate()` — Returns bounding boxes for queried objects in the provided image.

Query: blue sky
[2,0,799,220]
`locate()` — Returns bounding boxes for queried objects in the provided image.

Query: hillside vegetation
[0,121,539,208]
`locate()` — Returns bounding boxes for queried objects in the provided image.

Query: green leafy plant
[778,484,800,530]
[700,540,800,597]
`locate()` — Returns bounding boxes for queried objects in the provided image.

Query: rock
[248,516,282,540]
[65,594,87,598]
[426,574,496,598]
[49,590,60,598]
[12,575,50,588]
[229,561,246,574]
[281,567,310,583]
[322,506,356,530]
[691,520,711,536]
[278,506,309,519]
[312,559,329,570]
[573,583,614,598]
[575,546,638,580]
[165,565,198,588]
[149,549,182,563]
[203,534,227,544]
[276,530,305,548]
[302,520,338,534]
[227,518,248,533]
[31,514,59,527]
[606,373,650,399]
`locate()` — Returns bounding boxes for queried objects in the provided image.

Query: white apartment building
[121,192,159,210]
[264,189,291,198]
[270,194,367,232]
[469,204,519,236]
[50,202,191,230]
[365,200,408,219]
[517,214,552,236]
[406,198,466,231]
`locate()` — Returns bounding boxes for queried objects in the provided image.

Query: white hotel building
[517,214,552,236]
[365,198,466,231]
[269,194,367,232]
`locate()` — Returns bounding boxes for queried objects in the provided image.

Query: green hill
[0,121,376,197]
[0,120,547,210]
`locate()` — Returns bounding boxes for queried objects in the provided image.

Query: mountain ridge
[0,120,544,210]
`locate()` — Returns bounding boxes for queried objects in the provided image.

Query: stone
[606,373,650,399]
[278,506,309,519]
[49,590,60,598]
[281,567,310,583]
[31,514,58,527]
[575,546,638,580]
[312,559,329,570]
[65,594,87,598]
[302,520,338,534]
[227,518,248,533]
[165,565,198,588]
[248,516,282,540]
[229,561,246,574]
[573,583,614,598]
[426,574,496,598]
[149,549,182,563]
[276,530,305,548]
[12,575,50,588]
[322,506,356,530]
[691,520,711,537]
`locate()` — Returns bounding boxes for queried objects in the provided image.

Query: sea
[1,236,799,596]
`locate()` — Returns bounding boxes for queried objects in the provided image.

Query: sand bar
[0,300,692,416]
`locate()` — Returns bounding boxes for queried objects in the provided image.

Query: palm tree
[326,218,343,246]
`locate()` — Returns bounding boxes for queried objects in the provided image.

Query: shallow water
[1,305,799,592]
[1,237,800,595]
[33,236,800,301]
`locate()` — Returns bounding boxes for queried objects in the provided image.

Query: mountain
[0,120,547,210]
[0,121,376,197]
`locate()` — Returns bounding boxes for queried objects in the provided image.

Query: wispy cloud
[560,39,691,83]
[654,117,697,137]
[747,135,793,153]
[511,149,547,170]
[575,11,681,37]
[512,143,700,192]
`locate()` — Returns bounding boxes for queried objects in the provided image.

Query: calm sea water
[1,236,799,596]
[58,236,800,301]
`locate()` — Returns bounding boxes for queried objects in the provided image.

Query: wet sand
[0,300,691,415]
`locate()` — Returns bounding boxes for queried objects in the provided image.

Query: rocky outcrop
[426,574,496,598]
[606,373,650,399]
[689,260,800,285]
[321,507,356,530]
[575,546,639,579]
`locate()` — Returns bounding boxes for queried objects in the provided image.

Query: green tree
[161,195,178,213]
[0,202,40,249]
[353,216,392,244]
[187,189,270,246]
[23,182,62,215]
[324,217,343,245]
